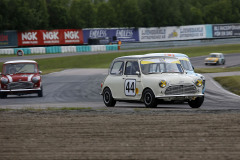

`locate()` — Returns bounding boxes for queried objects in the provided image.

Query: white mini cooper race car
[101,55,204,108]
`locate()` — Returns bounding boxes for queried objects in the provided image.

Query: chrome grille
[7,82,34,90]
[165,85,197,95]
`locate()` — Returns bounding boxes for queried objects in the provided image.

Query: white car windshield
[140,58,183,74]
[179,59,193,71]
[3,63,38,74]
[210,54,217,57]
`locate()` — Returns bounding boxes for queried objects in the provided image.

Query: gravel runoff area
[0,109,240,160]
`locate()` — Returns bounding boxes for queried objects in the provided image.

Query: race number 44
[125,79,136,96]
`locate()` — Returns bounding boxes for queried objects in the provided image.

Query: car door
[107,61,126,99]
[122,61,143,100]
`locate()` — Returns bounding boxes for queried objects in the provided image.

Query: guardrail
[0,45,118,55]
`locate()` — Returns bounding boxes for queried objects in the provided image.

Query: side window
[125,61,140,75]
[110,61,124,75]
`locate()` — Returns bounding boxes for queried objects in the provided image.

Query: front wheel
[38,87,43,97]
[188,96,204,108]
[103,88,116,107]
[0,93,7,99]
[143,89,157,108]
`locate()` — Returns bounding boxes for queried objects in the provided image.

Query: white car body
[145,53,206,93]
[101,55,204,108]
[205,53,225,65]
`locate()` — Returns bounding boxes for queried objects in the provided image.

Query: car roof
[4,60,37,64]
[146,53,189,58]
[114,55,179,60]
[210,53,223,55]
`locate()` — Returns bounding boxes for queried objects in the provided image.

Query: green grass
[1,44,240,74]
[214,76,240,96]
[195,67,240,73]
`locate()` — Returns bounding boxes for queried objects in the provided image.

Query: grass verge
[214,76,240,96]
[195,66,240,73]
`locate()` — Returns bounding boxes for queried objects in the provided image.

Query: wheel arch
[141,87,155,101]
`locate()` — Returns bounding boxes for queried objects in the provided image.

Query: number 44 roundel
[125,79,136,96]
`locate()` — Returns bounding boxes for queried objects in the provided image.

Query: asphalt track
[0,49,240,110]
[1,69,240,110]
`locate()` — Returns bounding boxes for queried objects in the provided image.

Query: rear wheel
[143,89,157,108]
[103,88,116,107]
[188,96,204,108]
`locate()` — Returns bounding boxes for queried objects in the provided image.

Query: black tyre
[143,89,157,108]
[188,96,204,108]
[103,88,116,107]
[223,60,225,65]
[38,86,43,97]
[0,93,7,99]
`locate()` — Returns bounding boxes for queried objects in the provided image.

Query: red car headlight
[32,76,40,83]
[0,77,8,84]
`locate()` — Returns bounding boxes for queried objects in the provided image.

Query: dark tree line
[1,0,240,31]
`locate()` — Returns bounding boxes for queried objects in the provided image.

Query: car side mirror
[39,71,42,74]
[136,71,141,77]
[192,66,195,70]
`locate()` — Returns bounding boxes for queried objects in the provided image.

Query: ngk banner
[18,29,84,46]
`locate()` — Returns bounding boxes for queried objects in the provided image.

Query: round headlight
[32,76,40,83]
[159,80,167,88]
[1,77,8,84]
[195,79,203,87]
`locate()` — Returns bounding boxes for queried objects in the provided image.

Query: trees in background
[1,0,240,31]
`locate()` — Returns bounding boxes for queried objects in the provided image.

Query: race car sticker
[125,79,136,96]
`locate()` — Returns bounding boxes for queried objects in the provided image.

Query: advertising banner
[83,29,109,44]
[83,28,139,44]
[139,27,167,42]
[212,24,240,38]
[0,30,18,48]
[18,29,84,46]
[139,25,208,42]
[109,28,139,42]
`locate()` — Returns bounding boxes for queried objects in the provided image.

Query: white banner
[139,25,207,42]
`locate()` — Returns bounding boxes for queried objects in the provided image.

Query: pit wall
[0,45,118,55]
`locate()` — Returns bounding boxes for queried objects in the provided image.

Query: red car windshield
[3,63,38,75]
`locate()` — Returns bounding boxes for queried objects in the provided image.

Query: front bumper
[205,61,217,64]
[0,88,41,93]
[156,94,204,100]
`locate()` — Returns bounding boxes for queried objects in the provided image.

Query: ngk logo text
[22,32,37,41]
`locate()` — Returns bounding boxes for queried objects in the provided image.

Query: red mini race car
[0,60,43,98]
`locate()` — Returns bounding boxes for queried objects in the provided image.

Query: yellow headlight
[159,80,167,88]
[196,79,203,87]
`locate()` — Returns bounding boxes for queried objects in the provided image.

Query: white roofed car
[205,53,225,65]
[101,55,205,108]
[0,60,43,98]
[145,53,206,93]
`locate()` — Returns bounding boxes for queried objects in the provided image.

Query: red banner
[18,29,84,46]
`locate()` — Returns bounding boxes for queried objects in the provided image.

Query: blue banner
[83,28,139,44]
[213,24,240,38]
[0,30,18,48]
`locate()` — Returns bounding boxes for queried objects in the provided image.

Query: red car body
[0,60,43,98]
